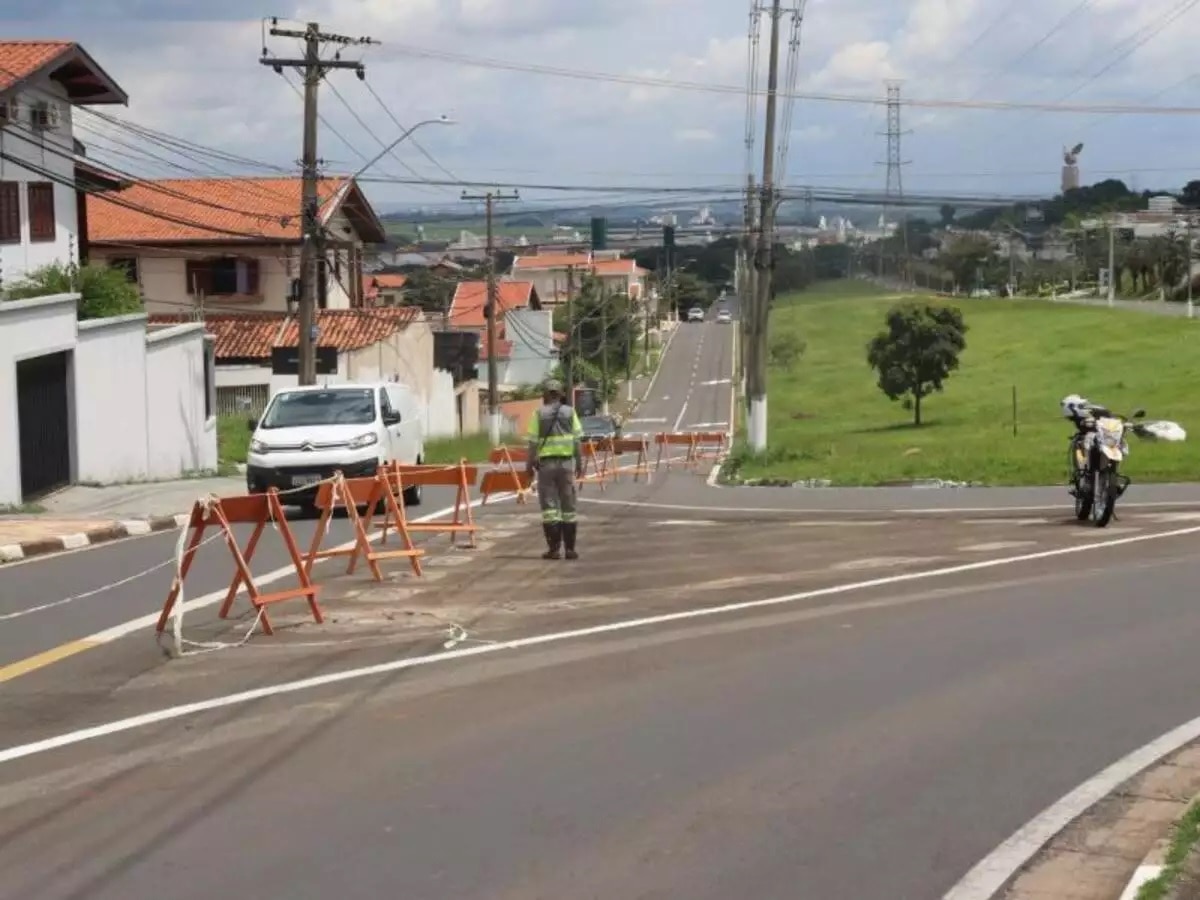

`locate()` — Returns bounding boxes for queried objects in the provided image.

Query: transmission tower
[876,80,911,281]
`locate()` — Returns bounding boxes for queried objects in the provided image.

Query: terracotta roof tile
[0,41,73,92]
[511,252,592,270]
[449,280,534,329]
[148,307,419,360]
[87,177,358,244]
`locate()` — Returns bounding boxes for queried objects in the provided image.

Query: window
[107,256,139,284]
[259,389,376,428]
[27,182,55,242]
[0,181,20,243]
[184,257,260,296]
[203,337,216,421]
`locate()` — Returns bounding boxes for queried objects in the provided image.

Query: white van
[246,382,426,508]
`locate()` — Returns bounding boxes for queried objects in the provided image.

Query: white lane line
[700,379,732,386]
[672,401,689,433]
[12,493,517,647]
[575,497,1200,515]
[945,711,1200,899]
[4,523,1200,766]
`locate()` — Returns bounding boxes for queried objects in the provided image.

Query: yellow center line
[0,639,100,685]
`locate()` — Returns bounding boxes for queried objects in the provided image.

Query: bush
[4,262,142,320]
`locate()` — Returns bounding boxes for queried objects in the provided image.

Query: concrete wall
[0,293,217,504]
[426,369,457,438]
[0,80,80,286]
[145,324,218,478]
[343,316,435,404]
[75,314,150,483]
[504,308,555,386]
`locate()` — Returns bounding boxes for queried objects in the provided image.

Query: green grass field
[732,281,1200,486]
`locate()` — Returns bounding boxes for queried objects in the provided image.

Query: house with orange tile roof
[0,40,129,287]
[447,280,556,387]
[362,272,407,305]
[144,305,479,437]
[85,175,387,316]
[508,249,649,309]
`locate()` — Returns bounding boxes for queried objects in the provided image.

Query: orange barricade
[305,473,424,580]
[609,436,653,482]
[482,445,533,504]
[692,431,728,463]
[382,461,479,548]
[577,438,610,491]
[157,489,321,638]
[654,432,700,471]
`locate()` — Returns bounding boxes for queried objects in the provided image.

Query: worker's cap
[543,379,564,394]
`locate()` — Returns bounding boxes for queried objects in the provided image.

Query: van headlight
[347,432,379,450]
[250,439,270,454]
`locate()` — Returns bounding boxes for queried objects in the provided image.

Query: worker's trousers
[536,457,577,525]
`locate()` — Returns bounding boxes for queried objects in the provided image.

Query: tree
[939,204,956,226]
[400,267,455,315]
[4,262,141,319]
[940,234,993,289]
[1182,180,1200,209]
[866,303,968,426]
[768,332,806,369]
[553,274,635,393]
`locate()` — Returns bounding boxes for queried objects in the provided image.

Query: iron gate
[17,351,72,500]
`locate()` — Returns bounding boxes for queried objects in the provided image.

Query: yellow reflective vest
[527,402,583,459]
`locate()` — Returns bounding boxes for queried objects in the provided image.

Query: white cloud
[6,0,1194,208]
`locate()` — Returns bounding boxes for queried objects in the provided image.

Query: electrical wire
[361,78,462,184]
[371,41,1200,114]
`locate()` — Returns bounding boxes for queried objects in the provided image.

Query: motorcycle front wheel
[1092,468,1115,527]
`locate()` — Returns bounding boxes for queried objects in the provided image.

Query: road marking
[945,711,1200,899]
[576,496,1200,515]
[1119,866,1165,900]
[653,519,718,526]
[627,417,667,423]
[0,493,517,685]
[672,401,689,432]
[4,522,1200,766]
[959,541,1037,552]
[688,421,728,429]
[0,639,101,685]
[700,378,732,386]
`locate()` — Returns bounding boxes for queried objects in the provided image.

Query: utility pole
[461,188,519,445]
[600,288,610,414]
[261,20,375,386]
[878,80,911,287]
[1107,219,1116,307]
[740,172,756,396]
[1187,217,1194,319]
[747,0,782,452]
[565,265,576,399]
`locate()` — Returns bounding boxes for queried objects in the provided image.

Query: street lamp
[349,115,456,181]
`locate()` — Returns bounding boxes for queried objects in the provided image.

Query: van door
[378,387,402,462]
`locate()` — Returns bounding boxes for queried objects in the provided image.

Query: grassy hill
[733,281,1200,485]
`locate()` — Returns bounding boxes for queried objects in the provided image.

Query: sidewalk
[0,476,243,563]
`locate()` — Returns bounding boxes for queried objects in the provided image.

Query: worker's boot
[541,523,562,560]
[562,522,578,560]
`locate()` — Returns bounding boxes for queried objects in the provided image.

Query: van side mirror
[247,416,259,430]
[383,411,402,426]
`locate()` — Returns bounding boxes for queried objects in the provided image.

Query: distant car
[687,307,705,322]
[716,309,732,324]
[580,414,621,443]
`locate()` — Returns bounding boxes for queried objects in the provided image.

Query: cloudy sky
[5,0,1199,214]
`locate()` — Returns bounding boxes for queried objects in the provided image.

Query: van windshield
[259,389,376,428]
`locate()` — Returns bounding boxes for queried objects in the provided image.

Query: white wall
[0,80,80,286]
[0,294,78,504]
[0,293,218,504]
[504,308,554,386]
[75,314,150,483]
[426,369,457,438]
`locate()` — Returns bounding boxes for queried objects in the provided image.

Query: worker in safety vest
[526,379,584,559]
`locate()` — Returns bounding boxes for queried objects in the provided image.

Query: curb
[0,513,189,564]
[1119,837,1168,900]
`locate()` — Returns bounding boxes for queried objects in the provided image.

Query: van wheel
[403,457,423,507]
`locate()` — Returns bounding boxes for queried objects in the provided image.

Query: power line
[361,78,462,184]
[372,41,1200,114]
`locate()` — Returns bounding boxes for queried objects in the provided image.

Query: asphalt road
[6,525,1200,899]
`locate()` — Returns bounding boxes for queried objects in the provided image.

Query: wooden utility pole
[564,265,576,397]
[740,172,756,396]
[261,20,374,385]
[600,288,610,414]
[748,0,783,452]
[461,189,519,445]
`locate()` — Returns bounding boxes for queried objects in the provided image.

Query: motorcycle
[1067,405,1186,527]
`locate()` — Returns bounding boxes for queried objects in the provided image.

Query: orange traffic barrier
[692,431,728,463]
[654,431,700,471]
[305,473,424,580]
[609,435,653,482]
[577,438,610,491]
[157,489,321,637]
[381,461,480,548]
[483,444,533,504]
